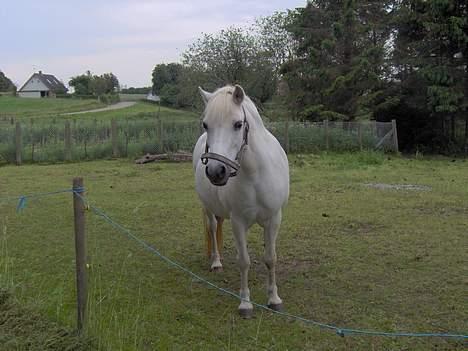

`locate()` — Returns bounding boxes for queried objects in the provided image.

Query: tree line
[68,71,120,104]
[153,1,467,153]
[0,71,16,93]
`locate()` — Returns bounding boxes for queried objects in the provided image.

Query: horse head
[199,85,250,186]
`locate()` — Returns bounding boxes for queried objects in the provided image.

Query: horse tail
[202,209,212,258]
[215,216,224,256]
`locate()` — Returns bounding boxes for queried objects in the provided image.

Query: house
[18,71,67,98]
[146,91,160,102]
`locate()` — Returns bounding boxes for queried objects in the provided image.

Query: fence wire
[0,116,396,164]
[0,188,466,340]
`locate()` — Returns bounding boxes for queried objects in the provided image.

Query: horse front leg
[263,210,283,311]
[203,209,223,272]
[232,217,253,317]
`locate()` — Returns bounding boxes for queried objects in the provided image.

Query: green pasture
[58,102,197,123]
[119,94,148,102]
[0,97,197,123]
[0,153,466,350]
[0,99,200,164]
[0,96,105,119]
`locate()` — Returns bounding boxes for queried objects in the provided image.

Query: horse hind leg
[202,208,223,272]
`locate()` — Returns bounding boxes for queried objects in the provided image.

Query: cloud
[2,0,305,87]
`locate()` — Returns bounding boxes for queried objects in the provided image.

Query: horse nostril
[219,165,226,177]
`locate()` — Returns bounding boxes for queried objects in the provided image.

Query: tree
[282,1,394,121]
[181,26,277,105]
[282,0,389,120]
[253,11,298,75]
[101,73,119,94]
[121,86,152,94]
[69,71,93,96]
[386,0,468,152]
[182,27,257,86]
[0,71,16,92]
[69,71,119,97]
[152,63,183,95]
[150,13,296,109]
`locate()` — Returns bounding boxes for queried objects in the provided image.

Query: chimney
[38,70,42,75]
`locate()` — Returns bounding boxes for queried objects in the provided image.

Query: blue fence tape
[0,188,84,212]
[73,192,468,340]
[1,188,466,340]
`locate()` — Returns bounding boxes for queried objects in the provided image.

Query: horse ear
[198,87,213,105]
[233,85,245,105]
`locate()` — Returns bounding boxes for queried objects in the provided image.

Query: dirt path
[63,101,136,115]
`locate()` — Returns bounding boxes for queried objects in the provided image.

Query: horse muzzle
[205,162,231,186]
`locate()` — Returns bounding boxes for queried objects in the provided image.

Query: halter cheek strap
[201,106,250,177]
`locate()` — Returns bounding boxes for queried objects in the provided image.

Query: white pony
[192,84,289,317]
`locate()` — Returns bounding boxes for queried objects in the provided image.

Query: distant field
[61,101,198,122]
[0,96,197,123]
[0,96,105,118]
[0,153,466,350]
[0,98,200,164]
[119,93,147,101]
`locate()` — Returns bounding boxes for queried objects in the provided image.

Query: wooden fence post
[15,122,22,165]
[357,123,363,150]
[284,116,290,154]
[158,118,163,153]
[65,121,72,161]
[30,119,35,162]
[111,119,119,157]
[73,177,87,332]
[324,119,329,150]
[391,119,399,153]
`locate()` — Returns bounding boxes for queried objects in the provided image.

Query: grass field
[0,96,105,118]
[0,98,200,163]
[0,152,466,350]
[0,96,197,123]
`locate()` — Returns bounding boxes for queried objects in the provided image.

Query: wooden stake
[158,119,163,153]
[15,122,22,165]
[358,123,363,150]
[65,121,72,161]
[111,119,118,157]
[324,119,329,150]
[73,177,87,332]
[391,119,399,153]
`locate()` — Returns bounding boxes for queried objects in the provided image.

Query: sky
[1,0,306,89]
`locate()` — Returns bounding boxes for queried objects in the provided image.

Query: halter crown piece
[201,105,250,177]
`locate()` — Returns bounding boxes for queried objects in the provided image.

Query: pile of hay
[0,289,93,351]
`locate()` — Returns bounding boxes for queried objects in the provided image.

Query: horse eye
[202,122,208,130]
[234,121,243,130]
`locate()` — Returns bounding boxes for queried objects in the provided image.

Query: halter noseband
[201,106,250,177]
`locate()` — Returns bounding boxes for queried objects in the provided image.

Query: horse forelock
[205,86,264,129]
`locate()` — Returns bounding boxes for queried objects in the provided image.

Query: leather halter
[201,106,250,177]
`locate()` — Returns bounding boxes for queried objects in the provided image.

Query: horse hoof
[238,308,254,319]
[267,303,283,312]
[210,266,223,273]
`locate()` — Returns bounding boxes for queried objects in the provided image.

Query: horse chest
[199,179,257,219]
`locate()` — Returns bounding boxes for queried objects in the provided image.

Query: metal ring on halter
[201,152,240,176]
[201,106,249,178]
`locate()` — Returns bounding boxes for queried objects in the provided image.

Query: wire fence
[0,115,397,164]
[1,187,466,340]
